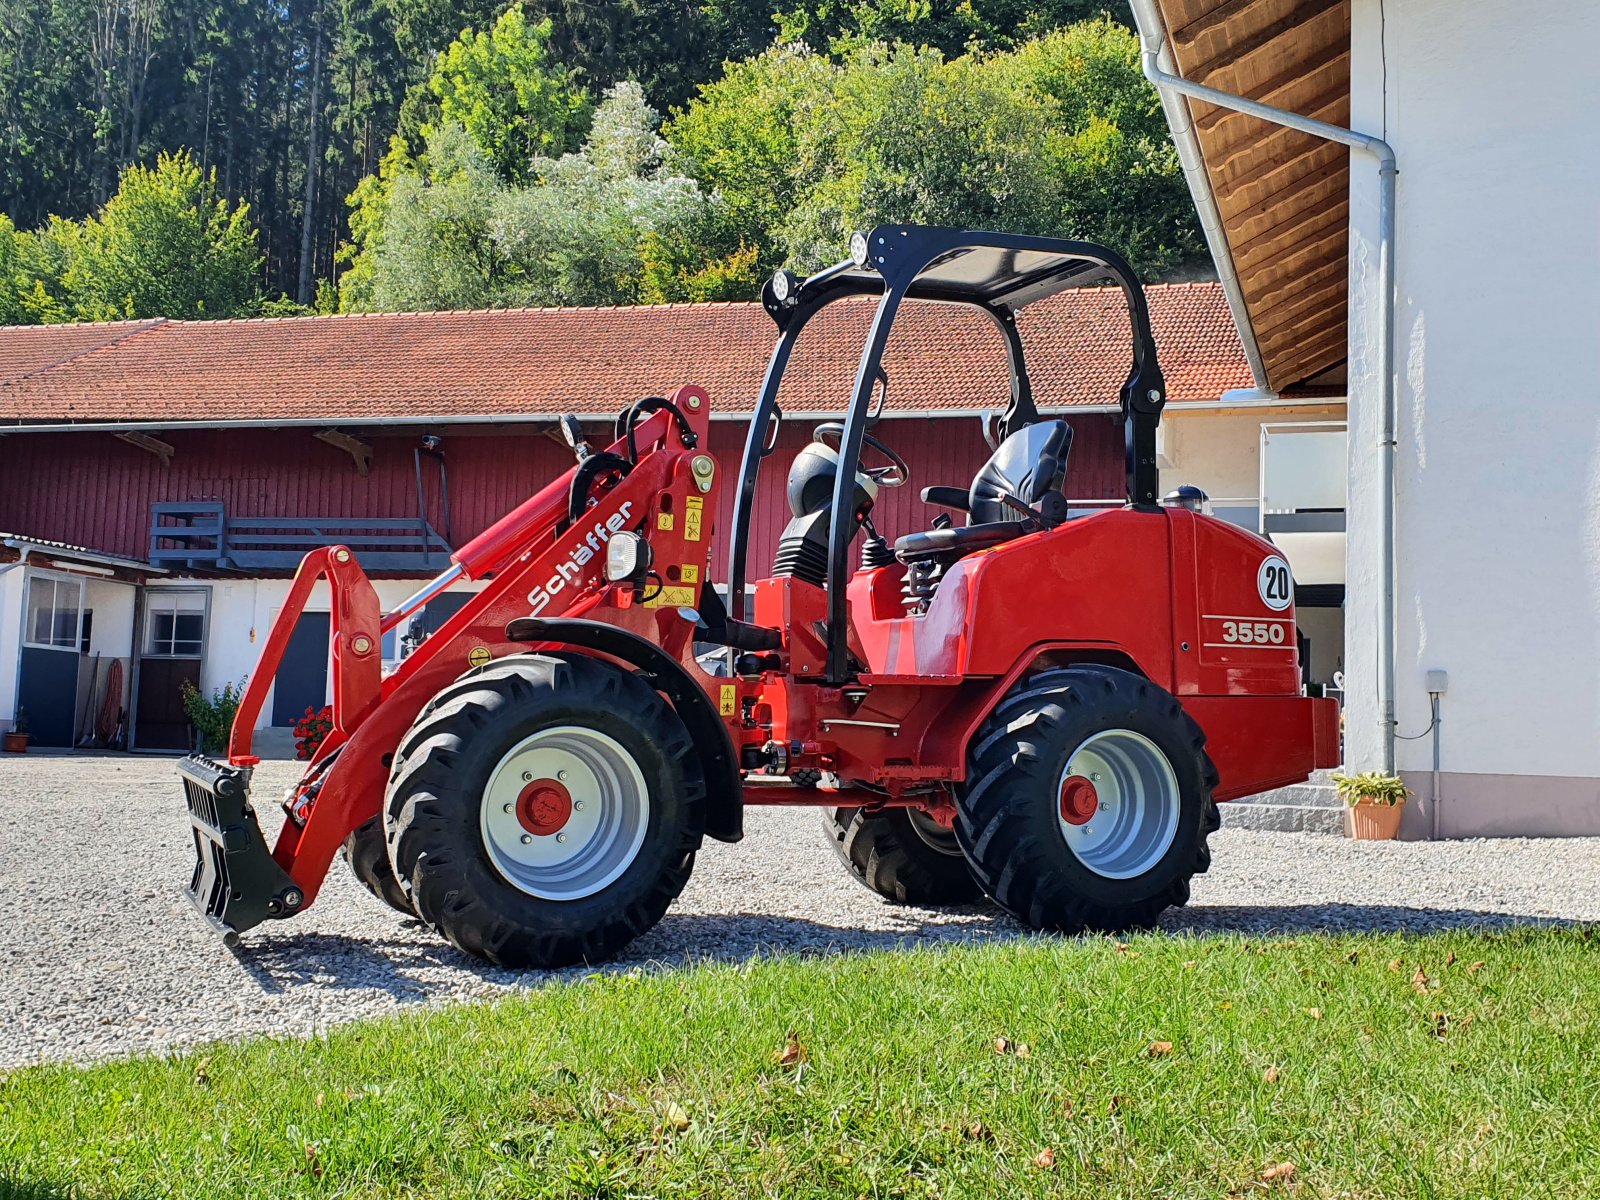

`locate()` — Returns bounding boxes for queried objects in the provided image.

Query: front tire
[825,806,983,905]
[385,654,706,968]
[957,666,1219,933]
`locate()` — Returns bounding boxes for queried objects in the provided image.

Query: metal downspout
[1128,0,1399,773]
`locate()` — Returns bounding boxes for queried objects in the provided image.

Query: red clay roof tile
[0,284,1248,424]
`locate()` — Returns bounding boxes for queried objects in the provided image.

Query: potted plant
[1332,770,1411,840]
[3,709,29,754]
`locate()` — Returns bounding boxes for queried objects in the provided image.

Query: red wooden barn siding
[0,415,1122,576]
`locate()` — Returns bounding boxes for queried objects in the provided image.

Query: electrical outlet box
[1425,669,1448,694]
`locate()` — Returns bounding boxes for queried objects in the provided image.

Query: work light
[850,231,870,266]
[771,269,798,305]
[605,532,651,583]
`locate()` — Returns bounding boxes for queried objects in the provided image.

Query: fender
[506,616,744,844]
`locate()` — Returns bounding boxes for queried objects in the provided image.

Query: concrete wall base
[1398,771,1600,839]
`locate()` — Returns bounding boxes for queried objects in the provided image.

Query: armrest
[920,485,970,511]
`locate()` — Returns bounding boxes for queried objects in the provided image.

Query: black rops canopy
[732,225,1169,682]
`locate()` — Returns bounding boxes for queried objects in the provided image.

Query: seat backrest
[967,419,1073,525]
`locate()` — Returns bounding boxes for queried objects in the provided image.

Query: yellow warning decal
[657,512,675,531]
[680,563,699,583]
[467,646,493,668]
[684,495,704,542]
[645,584,698,609]
[719,683,737,716]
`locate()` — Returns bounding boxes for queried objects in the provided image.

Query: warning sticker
[684,495,704,542]
[680,563,699,583]
[645,584,698,609]
[657,512,675,531]
[467,646,493,668]
[719,684,737,716]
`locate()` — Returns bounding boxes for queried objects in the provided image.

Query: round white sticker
[1257,555,1293,611]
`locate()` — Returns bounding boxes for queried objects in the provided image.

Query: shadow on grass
[1,1177,164,1200]
[226,901,1579,997]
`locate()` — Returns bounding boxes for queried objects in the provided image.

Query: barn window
[24,575,84,650]
[144,591,207,658]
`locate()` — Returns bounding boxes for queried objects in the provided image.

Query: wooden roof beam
[1228,169,1350,249]
[1239,228,1350,299]
[1257,304,1346,356]
[1248,256,1348,312]
[1189,0,1345,82]
[1203,80,1351,166]
[1232,200,1350,268]
[314,428,374,477]
[1251,276,1349,339]
[114,430,174,467]
[1170,0,1280,48]
[1226,157,1349,231]
[1194,42,1351,136]
[1214,137,1344,203]
[1270,328,1348,387]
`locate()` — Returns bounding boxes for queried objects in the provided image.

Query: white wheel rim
[1057,729,1180,879]
[479,726,650,900]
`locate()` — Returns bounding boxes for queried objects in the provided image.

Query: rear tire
[825,806,983,905]
[343,817,414,916]
[957,666,1219,933]
[385,653,706,968]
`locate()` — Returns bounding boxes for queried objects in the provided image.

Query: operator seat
[893,419,1073,563]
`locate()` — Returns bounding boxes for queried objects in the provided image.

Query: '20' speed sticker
[1257,555,1293,612]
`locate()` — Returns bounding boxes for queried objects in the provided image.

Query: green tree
[428,6,593,184]
[351,122,511,312]
[0,215,24,326]
[666,20,1204,279]
[342,83,748,311]
[61,151,261,320]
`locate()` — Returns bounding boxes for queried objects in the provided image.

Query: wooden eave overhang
[1148,0,1353,393]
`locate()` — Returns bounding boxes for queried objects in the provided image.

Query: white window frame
[141,587,210,661]
[22,570,85,652]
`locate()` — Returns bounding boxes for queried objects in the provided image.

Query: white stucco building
[1135,0,1600,836]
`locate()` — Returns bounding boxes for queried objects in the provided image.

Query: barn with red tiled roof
[1,283,1316,752]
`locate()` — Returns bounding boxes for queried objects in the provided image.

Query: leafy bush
[1331,771,1412,807]
[180,678,247,756]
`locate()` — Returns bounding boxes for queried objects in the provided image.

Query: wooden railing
[149,502,451,572]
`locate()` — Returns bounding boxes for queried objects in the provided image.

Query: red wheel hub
[1058,775,1099,826]
[516,778,573,836]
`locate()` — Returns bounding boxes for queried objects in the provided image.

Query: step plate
[178,754,303,945]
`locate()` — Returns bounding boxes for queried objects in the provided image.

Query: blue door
[271,611,331,726]
[17,574,85,747]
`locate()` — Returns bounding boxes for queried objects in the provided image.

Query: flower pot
[3,732,29,754]
[1346,799,1404,840]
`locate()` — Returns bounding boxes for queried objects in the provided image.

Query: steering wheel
[812,422,909,488]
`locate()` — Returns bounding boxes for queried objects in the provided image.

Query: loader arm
[180,393,716,944]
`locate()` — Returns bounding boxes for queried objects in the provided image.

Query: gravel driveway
[2,752,1595,1068]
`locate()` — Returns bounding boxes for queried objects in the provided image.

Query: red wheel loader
[178,226,1340,967]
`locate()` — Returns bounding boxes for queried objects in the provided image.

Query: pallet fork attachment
[179,753,302,944]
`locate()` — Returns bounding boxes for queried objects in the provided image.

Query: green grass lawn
[2,927,1596,1199]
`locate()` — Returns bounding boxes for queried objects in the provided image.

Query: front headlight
[605,531,651,583]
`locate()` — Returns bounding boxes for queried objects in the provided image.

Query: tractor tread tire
[384,653,705,969]
[825,807,983,906]
[343,816,415,916]
[958,666,1219,934]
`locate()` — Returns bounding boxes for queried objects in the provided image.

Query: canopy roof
[773,227,1148,319]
